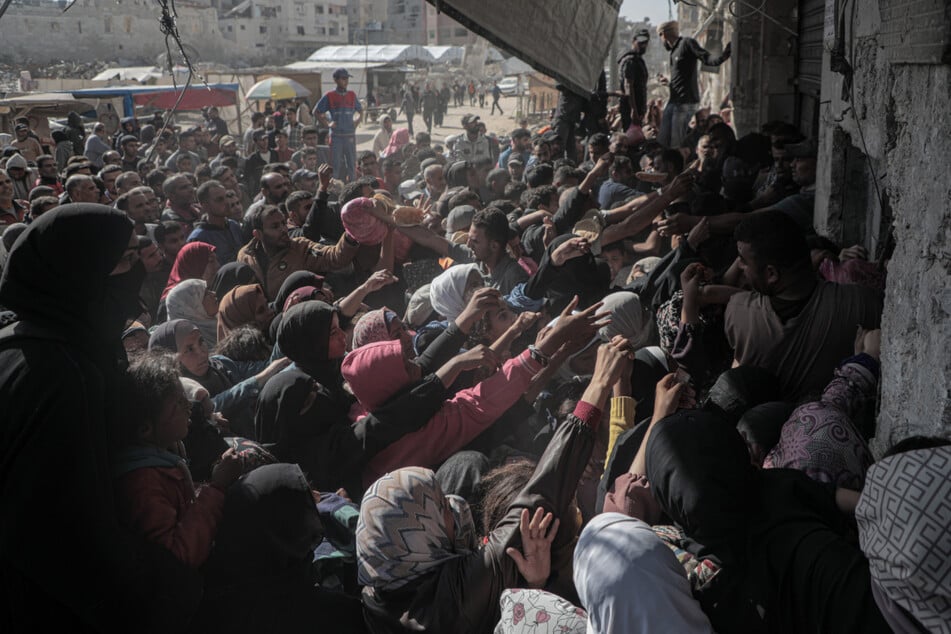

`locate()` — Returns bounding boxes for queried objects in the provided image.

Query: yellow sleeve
[604,396,636,470]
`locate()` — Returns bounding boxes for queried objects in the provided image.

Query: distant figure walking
[491,83,504,116]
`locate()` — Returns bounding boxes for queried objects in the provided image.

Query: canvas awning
[70,84,240,117]
[0,92,95,118]
[423,0,620,96]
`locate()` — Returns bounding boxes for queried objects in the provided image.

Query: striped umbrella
[245,76,312,101]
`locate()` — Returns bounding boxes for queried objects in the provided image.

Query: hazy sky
[619,0,675,26]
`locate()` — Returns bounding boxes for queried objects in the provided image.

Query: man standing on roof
[314,68,362,183]
[618,28,651,132]
[656,20,731,149]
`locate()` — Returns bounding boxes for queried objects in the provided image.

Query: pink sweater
[362,349,543,486]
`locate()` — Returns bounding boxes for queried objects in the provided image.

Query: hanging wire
[728,0,768,19]
[144,0,210,164]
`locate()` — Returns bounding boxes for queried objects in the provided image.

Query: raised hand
[505,507,560,589]
[652,373,686,423]
[317,164,333,191]
[362,269,399,293]
[452,344,501,373]
[551,237,591,266]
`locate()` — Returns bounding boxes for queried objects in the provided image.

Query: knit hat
[5,153,27,170]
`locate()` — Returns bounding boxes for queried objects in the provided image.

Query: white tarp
[424,46,465,65]
[91,66,163,83]
[424,0,620,96]
[305,45,435,66]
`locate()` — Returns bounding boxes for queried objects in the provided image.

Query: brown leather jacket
[361,403,600,633]
[237,233,359,301]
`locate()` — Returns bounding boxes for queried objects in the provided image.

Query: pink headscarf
[341,339,411,420]
[381,128,411,158]
[341,197,388,245]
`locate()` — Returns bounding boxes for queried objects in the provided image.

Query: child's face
[144,386,191,447]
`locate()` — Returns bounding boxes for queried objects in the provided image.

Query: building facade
[218,0,351,62]
[0,0,235,65]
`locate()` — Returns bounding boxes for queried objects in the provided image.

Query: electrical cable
[144,0,209,165]
[728,0,767,20]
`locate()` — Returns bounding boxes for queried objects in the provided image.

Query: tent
[91,66,164,83]
[305,45,435,66]
[422,0,620,96]
[424,46,465,65]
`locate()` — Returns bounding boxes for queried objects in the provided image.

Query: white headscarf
[573,513,714,634]
[597,291,655,350]
[429,263,481,322]
[166,278,218,346]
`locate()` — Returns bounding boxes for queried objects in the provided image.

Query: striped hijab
[356,467,476,590]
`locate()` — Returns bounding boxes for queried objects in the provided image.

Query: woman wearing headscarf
[167,278,220,346]
[267,270,331,342]
[210,261,259,299]
[264,300,488,494]
[645,409,891,634]
[495,588,586,634]
[573,513,713,633]
[193,463,367,634]
[356,336,628,634]
[161,241,219,301]
[253,362,448,498]
[429,263,482,322]
[381,128,411,158]
[217,284,275,342]
[351,306,407,350]
[763,345,878,490]
[856,444,951,634]
[149,319,286,439]
[0,204,199,631]
[343,329,532,487]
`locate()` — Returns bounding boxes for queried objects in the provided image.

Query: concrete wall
[0,0,235,64]
[813,0,951,449]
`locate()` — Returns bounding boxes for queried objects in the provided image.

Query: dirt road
[356,94,522,153]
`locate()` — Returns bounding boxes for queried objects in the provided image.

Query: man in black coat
[618,28,651,131]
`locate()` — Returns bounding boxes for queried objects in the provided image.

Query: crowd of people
[1,18,947,634]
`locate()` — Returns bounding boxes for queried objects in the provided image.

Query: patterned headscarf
[857,446,951,633]
[351,307,399,350]
[356,467,476,591]
[495,589,586,634]
[763,361,875,489]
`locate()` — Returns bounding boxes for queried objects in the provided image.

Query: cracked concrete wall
[814,0,951,450]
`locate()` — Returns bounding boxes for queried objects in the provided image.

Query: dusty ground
[355,94,524,152]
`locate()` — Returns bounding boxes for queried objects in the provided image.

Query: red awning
[132,86,237,110]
